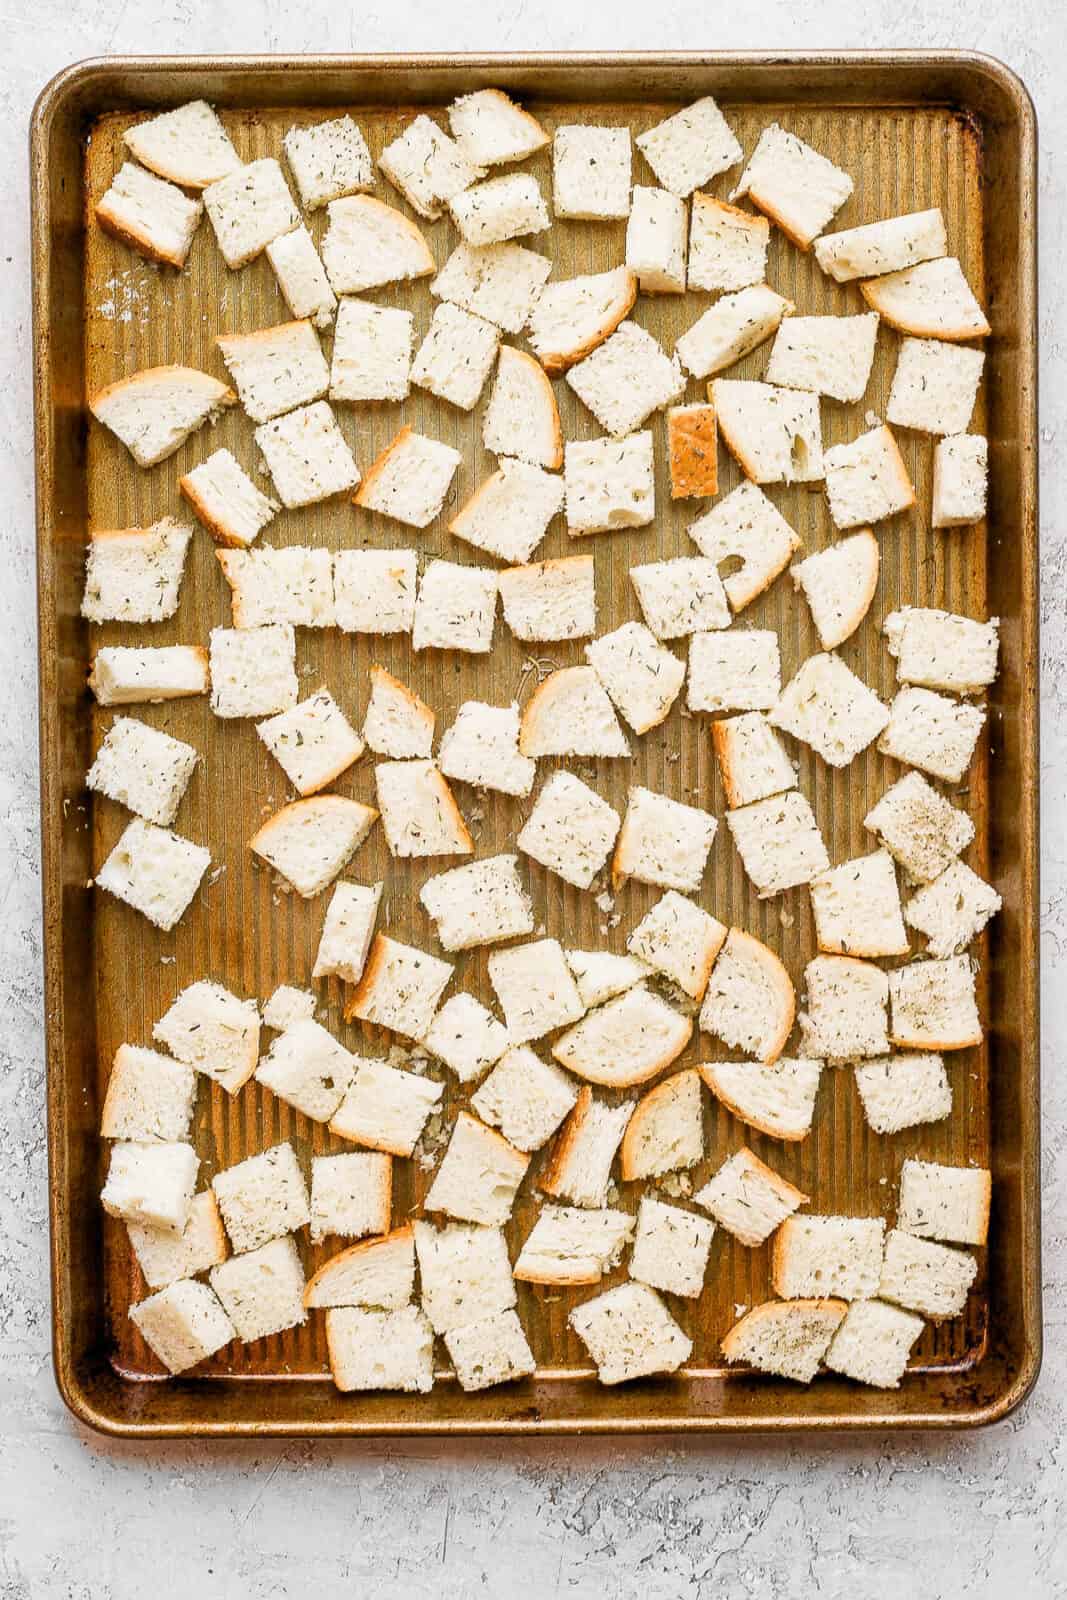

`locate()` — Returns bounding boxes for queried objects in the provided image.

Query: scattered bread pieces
[487,938,585,1044]
[262,985,316,1031]
[321,194,435,294]
[374,760,472,859]
[860,256,990,340]
[425,1111,530,1226]
[798,954,890,1063]
[449,457,563,564]
[564,430,656,535]
[211,1143,309,1254]
[570,1280,692,1384]
[411,300,501,411]
[567,322,684,439]
[330,1056,445,1156]
[613,784,717,894]
[526,266,637,375]
[904,859,1001,957]
[864,770,976,883]
[772,1214,886,1299]
[266,225,337,330]
[422,993,510,1084]
[897,1157,990,1246]
[814,207,947,283]
[257,688,364,796]
[96,161,203,269]
[769,651,890,768]
[444,1308,536,1391]
[666,404,719,500]
[420,853,535,951]
[698,1056,822,1143]
[312,880,383,985]
[154,980,260,1093]
[933,434,988,528]
[413,560,499,654]
[250,794,377,896]
[726,789,830,898]
[586,621,685,735]
[883,607,1000,694]
[877,687,986,784]
[698,928,795,1063]
[519,666,630,759]
[210,1235,307,1343]
[676,284,793,381]
[790,529,879,650]
[179,449,278,548]
[217,545,335,629]
[879,1228,977,1319]
[688,195,770,292]
[304,1224,416,1311]
[517,770,621,890]
[127,1191,229,1291]
[334,555,418,636]
[823,423,915,529]
[124,100,241,191]
[627,892,726,1001]
[731,122,854,248]
[499,555,596,642]
[96,818,210,931]
[694,1147,807,1246]
[565,950,652,1010]
[711,712,796,809]
[329,298,413,403]
[309,1151,391,1244]
[625,186,687,293]
[482,344,563,467]
[254,401,361,508]
[438,700,537,796]
[636,96,742,197]
[688,629,782,715]
[553,124,632,220]
[888,955,982,1051]
[102,1140,199,1234]
[448,88,549,168]
[379,113,484,219]
[449,172,549,246]
[203,158,300,268]
[283,115,373,209]
[471,1044,579,1152]
[688,480,801,612]
[540,1087,635,1208]
[721,1297,847,1383]
[129,1280,234,1375]
[82,518,192,622]
[809,849,909,957]
[766,312,880,404]
[216,319,329,424]
[823,1298,924,1389]
[630,1195,715,1299]
[619,1068,704,1180]
[853,1052,952,1135]
[514,1204,634,1285]
[89,364,235,468]
[100,1043,195,1143]
[355,427,461,527]
[552,984,692,1089]
[326,1304,435,1393]
[87,715,198,826]
[886,337,984,435]
[433,243,552,337]
[712,378,823,484]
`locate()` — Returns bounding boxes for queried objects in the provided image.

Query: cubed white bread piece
[790,529,879,650]
[471,1045,579,1152]
[309,1151,391,1244]
[854,1052,952,1134]
[355,428,462,528]
[482,344,563,468]
[262,985,316,1031]
[153,980,260,1093]
[334,555,418,636]
[129,1280,235,1374]
[823,424,915,529]
[527,266,638,376]
[625,186,687,293]
[411,301,501,411]
[254,401,361,508]
[82,518,192,623]
[569,1282,692,1384]
[425,1111,530,1226]
[444,1309,536,1391]
[933,434,988,528]
[772,1214,886,1299]
[211,1143,310,1254]
[879,1228,978,1319]
[257,689,364,796]
[770,651,890,768]
[667,404,719,501]
[630,1195,716,1299]
[567,322,685,439]
[344,934,454,1042]
[553,125,632,219]
[698,1056,822,1143]
[540,1087,635,1209]
[313,880,383,984]
[726,790,830,898]
[564,431,656,536]
[612,785,718,894]
[321,194,435,294]
[799,954,890,1063]
[179,450,278,548]
[586,622,685,736]
[362,665,434,758]
[878,688,986,784]
[721,1297,847,1383]
[898,1158,991,1246]
[210,1235,307,1343]
[127,1190,229,1290]
[420,853,535,952]
[216,320,328,424]
[688,195,770,292]
[255,1017,358,1122]
[627,893,727,1002]
[515,1204,634,1286]
[904,860,1002,958]
[884,607,1000,694]
[413,1219,515,1334]
[765,312,880,405]
[618,1068,704,1180]
[809,849,909,957]
[824,1298,924,1388]
[688,630,782,715]
[422,993,510,1084]
[374,761,472,859]
[864,771,975,883]
[249,795,378,896]
[688,481,801,613]
[566,951,651,1010]
[449,173,549,246]
[203,159,299,268]
[499,556,595,643]
[217,546,334,630]
[814,208,948,283]
[96,161,203,269]
[519,667,629,759]
[711,712,796,809]
[438,701,537,797]
[676,284,793,381]
[448,88,549,167]
[379,113,484,218]
[886,338,985,435]
[101,1141,199,1234]
[283,115,373,209]
[124,100,241,190]
[860,256,991,340]
[100,1043,195,1143]
[636,96,742,196]
[731,122,853,248]
[449,458,563,564]
[266,226,337,330]
[711,379,824,485]
[87,716,197,827]
[888,956,982,1051]
[330,1057,444,1157]
[630,557,729,642]
[433,243,552,336]
[89,365,235,468]
[552,984,692,1090]
[329,298,413,403]
[487,938,585,1044]
[95,818,210,931]
[326,1304,435,1393]
[694,1147,807,1247]
[698,928,795,1064]
[304,1224,415,1310]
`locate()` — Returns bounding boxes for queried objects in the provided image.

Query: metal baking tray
[31,52,1039,1435]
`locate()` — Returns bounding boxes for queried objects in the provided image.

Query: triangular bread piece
[859,257,990,340]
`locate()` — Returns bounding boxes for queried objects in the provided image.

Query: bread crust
[888,1020,984,1052]
[95,194,195,269]
[697,1060,815,1142]
[722,929,795,1064]
[512,1260,603,1287]
[353,424,413,510]
[534,270,637,376]
[619,1068,701,1180]
[721,1296,848,1366]
[859,274,992,341]
[668,404,718,499]
[538,1085,594,1198]
[552,1002,692,1089]
[710,720,746,810]
[90,365,236,424]
[492,347,564,468]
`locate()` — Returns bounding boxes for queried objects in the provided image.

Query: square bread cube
[438,700,536,797]
[217,320,329,425]
[179,450,278,549]
[123,99,241,191]
[823,424,915,529]
[878,1229,977,1319]
[303,1224,416,1311]
[321,194,435,294]
[153,980,260,1093]
[731,122,853,248]
[309,1151,391,1244]
[422,993,510,1084]
[627,891,727,1001]
[814,208,948,282]
[566,322,684,439]
[488,938,586,1044]
[517,771,621,892]
[211,1143,310,1254]
[413,1219,516,1334]
[864,771,975,884]
[313,880,383,985]
[585,621,685,735]
[630,557,730,640]
[216,545,335,630]
[888,955,982,1052]
[82,518,192,623]
[765,312,880,404]
[613,785,718,894]
[933,434,988,528]
[694,1147,807,1247]
[101,1141,199,1234]
[688,195,769,292]
[363,666,434,759]
[688,629,782,714]
[257,688,364,795]
[87,715,198,827]
[100,1043,196,1143]
[330,1057,445,1157]
[127,1191,229,1291]
[569,1282,692,1384]
[444,1308,536,1391]
[687,480,801,611]
[883,606,1000,695]
[630,1195,716,1298]
[203,158,300,267]
[411,301,501,411]
[726,790,830,898]
[676,284,792,381]
[770,651,890,768]
[333,549,418,635]
[255,402,361,509]
[431,241,552,334]
[344,934,454,1041]
[420,853,535,952]
[283,115,373,209]
[897,1158,991,1246]
[448,88,549,168]
[553,125,632,220]
[262,985,316,1031]
[266,225,337,330]
[356,428,462,528]
[499,556,596,643]
[412,561,498,653]
[667,404,719,501]
[565,431,655,535]
[712,379,823,485]
[449,458,564,565]
[379,113,484,219]
[95,818,210,931]
[823,1298,924,1389]
[809,849,909,957]
[853,1052,952,1135]
[375,760,472,859]
[772,1214,886,1300]
[636,96,742,196]
[249,795,378,898]
[540,1088,635,1209]
[886,338,985,435]
[449,172,549,246]
[514,1204,635,1285]
[799,954,890,1062]
[254,1017,358,1122]
[326,1304,435,1393]
[626,186,687,293]
[471,1045,579,1152]
[329,298,414,403]
[904,860,1001,957]
[129,1280,235,1375]
[698,928,795,1064]
[210,1235,307,1343]
[878,688,986,785]
[425,1111,530,1226]
[711,712,796,809]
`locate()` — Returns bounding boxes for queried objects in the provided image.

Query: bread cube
[626,185,687,292]
[553,125,631,220]
[564,430,655,535]
[87,716,198,827]
[129,1280,234,1374]
[878,687,986,784]
[569,1282,692,1384]
[432,242,552,335]
[89,645,210,709]
[933,434,988,528]
[127,1190,229,1290]
[630,1195,716,1298]
[412,562,498,654]
[449,457,564,565]
[419,854,534,952]
[333,551,418,636]
[283,115,373,209]
[422,993,510,1084]
[203,158,300,268]
[814,208,947,283]
[209,622,297,719]
[487,939,585,1044]
[676,284,792,380]
[255,401,361,509]
[566,322,684,439]
[886,337,984,435]
[256,688,364,796]
[612,785,717,893]
[627,891,726,1001]
[897,1158,991,1246]
[471,1045,578,1152]
[853,1052,952,1135]
[514,1204,635,1285]
[82,518,192,623]
[329,298,413,403]
[765,311,880,404]
[687,194,769,292]
[564,951,651,1010]
[217,320,329,424]
[809,849,909,957]
[411,301,501,411]
[864,770,975,883]
[540,1087,634,1209]
[449,172,549,246]
[904,860,1001,957]
[726,790,830,898]
[688,630,782,715]
[179,449,278,549]
[823,1298,924,1389]
[262,985,316,1031]
[883,606,999,695]
[312,880,383,984]
[878,1229,978,1319]
[731,122,853,248]
[216,545,334,630]
[326,1304,434,1392]
[309,1151,391,1244]
[95,818,210,931]
[666,405,719,501]
[687,480,801,610]
[254,1017,358,1122]
[799,954,890,1062]
[212,1144,310,1255]
[636,96,742,196]
[330,1057,445,1157]
[694,1147,807,1247]
[101,1141,199,1233]
[413,1219,515,1334]
[448,88,549,168]
[772,1214,886,1299]
[770,651,890,768]
[499,555,596,643]
[425,1112,529,1226]
[438,700,537,797]
[379,113,483,219]
[711,712,796,809]
[344,934,454,1041]
[210,1235,307,1342]
[153,980,260,1094]
[823,424,915,529]
[250,795,378,896]
[585,621,685,735]
[443,1308,535,1391]
[630,556,729,640]
[888,956,982,1051]
[100,1043,196,1143]
[266,226,337,330]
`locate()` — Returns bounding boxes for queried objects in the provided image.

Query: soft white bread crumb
[124,100,241,191]
[444,1308,536,1391]
[630,556,730,640]
[449,172,549,246]
[721,1297,847,1383]
[854,1052,952,1134]
[411,301,501,411]
[687,629,782,715]
[487,938,585,1044]
[552,984,692,1090]
[217,319,329,424]
[886,337,984,435]
[765,312,880,404]
[96,160,203,269]
[329,298,413,403]
[357,430,461,529]
[526,266,637,376]
[304,1224,415,1310]
[203,158,300,268]
[636,96,742,197]
[883,606,999,694]
[790,528,879,650]
[334,553,418,636]
[210,1235,307,1343]
[688,479,801,611]
[688,195,769,291]
[309,1151,391,1244]
[209,622,297,719]
[283,115,373,209]
[698,928,795,1063]
[772,1214,886,1299]
[211,1143,309,1254]
[726,789,830,898]
[823,424,915,529]
[266,225,337,330]
[877,687,986,784]
[217,545,334,629]
[860,256,991,340]
[630,1195,715,1299]
[344,934,454,1042]
[499,555,596,643]
[448,88,549,168]
[262,985,316,1031]
[519,666,629,759]
[814,208,947,283]
[425,1111,530,1226]
[898,1157,991,1246]
[769,651,890,768]
[374,760,472,859]
[100,1043,195,1143]
[438,701,537,797]
[471,1044,578,1152]
[102,1141,199,1234]
[379,113,484,219]
[564,430,655,535]
[618,1067,704,1180]
[667,403,719,500]
[879,1228,978,1319]
[95,818,210,931]
[613,784,717,893]
[565,950,651,1010]
[321,194,434,294]
[904,860,1001,957]
[625,186,687,293]
[89,365,234,468]
[482,344,562,468]
[326,1304,434,1393]
[698,1056,822,1143]
[809,849,909,957]
[569,1281,692,1384]
[432,244,551,343]
[540,1087,635,1209]
[676,284,792,381]
[87,715,197,827]
[82,518,192,622]
[330,1056,444,1156]
[712,378,823,485]
[514,1204,634,1286]
[422,993,510,1084]
[413,1219,515,1334]
[627,892,726,1001]
[933,434,988,528]
[255,1017,358,1123]
[179,450,278,548]
[257,688,364,796]
[823,1298,924,1388]
[129,1280,234,1374]
[567,322,684,438]
[449,457,563,564]
[799,954,890,1062]
[362,664,434,758]
[127,1190,229,1291]
[553,124,632,220]
[254,401,360,509]
[694,1147,807,1247]
[711,712,796,809]
[154,980,260,1094]
[730,122,853,248]
[249,794,377,896]
[888,955,982,1051]
[586,621,685,735]
[419,853,535,951]
[864,770,976,883]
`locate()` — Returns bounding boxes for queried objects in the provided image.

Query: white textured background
[2,5,1063,1595]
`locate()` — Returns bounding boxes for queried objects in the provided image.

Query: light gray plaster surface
[1,5,1063,1595]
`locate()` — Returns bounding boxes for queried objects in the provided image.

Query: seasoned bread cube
[765,312,880,404]
[553,125,632,220]
[329,298,413,403]
[487,938,585,1044]
[627,892,726,1001]
[886,337,984,435]
[96,160,203,269]
[864,770,975,883]
[96,818,210,930]
[823,1299,924,1388]
[211,1144,309,1254]
[527,266,638,375]
[772,1214,886,1300]
[564,431,655,535]
[694,1147,807,1247]
[726,790,830,898]
[699,928,795,1064]
[130,1280,234,1374]
[630,1195,715,1299]
[586,621,685,735]
[519,666,630,759]
[255,401,361,508]
[904,860,1001,957]
[731,122,853,248]
[860,256,990,340]
[540,1087,635,1209]
[422,993,510,1084]
[613,784,717,893]
[799,954,890,1063]
[809,849,909,957]
[567,322,685,439]
[854,1052,952,1135]
[154,980,260,1093]
[721,1297,847,1383]
[688,195,770,292]
[552,984,692,1090]
[565,950,651,1010]
[87,716,197,826]
[262,985,316,1031]
[362,664,434,757]
[344,934,454,1041]
[217,545,334,629]
[667,404,719,501]
[676,284,793,380]
[449,457,563,564]
[355,427,461,528]
[823,423,914,529]
[569,1282,692,1384]
[499,555,596,643]
[433,242,552,336]
[888,955,982,1051]
[257,688,364,796]
[482,344,562,467]
[636,96,742,197]
[82,518,192,623]
[374,760,472,859]
[883,606,999,694]
[413,1219,515,1334]
[334,554,418,639]
[102,1141,199,1233]
[688,629,782,715]
[309,1151,391,1244]
[688,479,801,611]
[379,113,483,219]
[711,712,796,809]
[330,1057,444,1156]
[449,172,549,246]
[625,185,687,293]
[879,1229,978,1319]
[179,449,278,548]
[444,1308,536,1391]
[448,88,549,168]
[266,225,337,330]
[618,1068,704,1180]
[877,687,986,784]
[210,1235,307,1342]
[769,651,890,768]
[419,853,535,951]
[127,1190,229,1291]
[100,1043,195,1143]
[898,1157,991,1246]
[814,208,947,283]
[303,1224,415,1310]
[712,378,823,484]
[321,194,434,294]
[790,528,879,650]
[217,320,329,424]
[933,434,988,528]
[255,1017,358,1122]
[250,795,377,896]
[438,701,537,797]
[411,301,501,411]
[283,115,373,209]
[209,622,297,719]
[326,1304,434,1393]
[89,365,235,468]
[514,1204,634,1285]
[424,1112,530,1226]
[698,1056,822,1143]
[631,556,729,639]
[124,100,241,190]
[203,158,300,268]
[471,1044,579,1152]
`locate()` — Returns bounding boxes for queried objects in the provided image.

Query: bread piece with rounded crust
[888,956,982,1051]
[694,1147,808,1247]
[688,480,802,613]
[96,161,203,268]
[250,795,378,897]
[711,712,796,810]
[526,266,637,375]
[513,1205,634,1286]
[483,345,563,468]
[619,1068,704,1180]
[519,666,629,759]
[448,87,549,168]
[698,1056,822,1142]
[722,1298,847,1382]
[304,1224,415,1311]
[699,928,795,1064]
[374,760,472,859]
[362,664,434,759]
[179,448,278,548]
[90,365,235,468]
[711,379,824,485]
[124,100,241,190]
[730,122,853,249]
[626,891,727,1001]
[551,984,692,1089]
[790,529,879,650]
[860,256,990,340]
[540,1087,635,1209]
[321,194,435,294]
